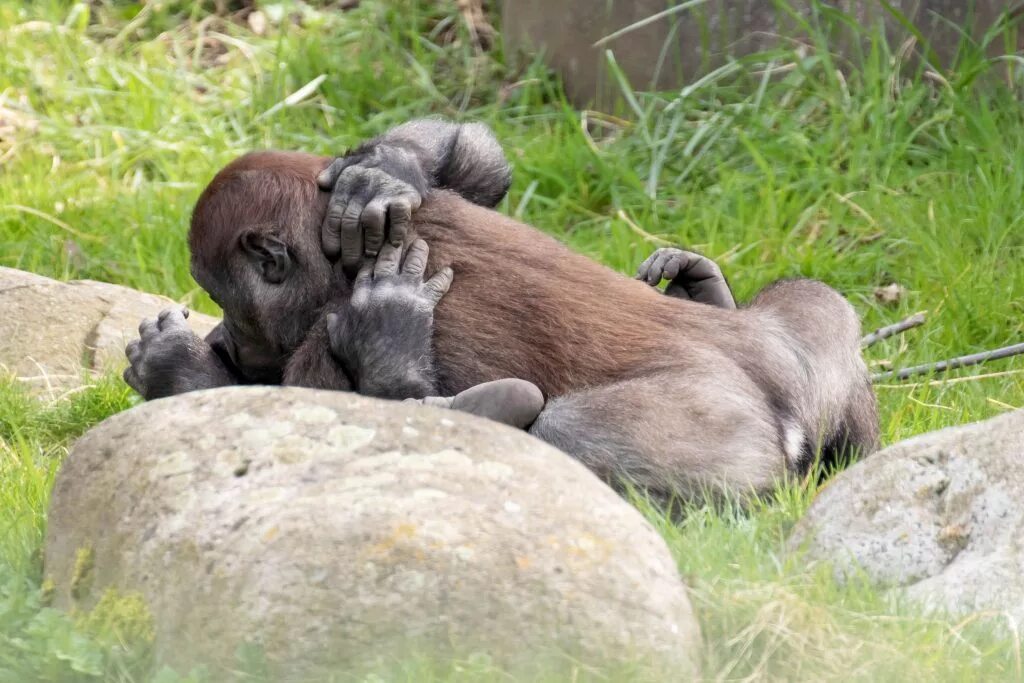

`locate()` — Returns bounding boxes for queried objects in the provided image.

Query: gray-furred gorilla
[125,119,879,500]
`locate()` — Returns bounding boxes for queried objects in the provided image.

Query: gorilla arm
[326,119,511,207]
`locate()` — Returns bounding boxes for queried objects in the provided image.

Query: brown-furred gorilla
[125,121,878,500]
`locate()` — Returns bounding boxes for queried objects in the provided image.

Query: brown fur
[189,151,879,495]
[417,196,723,395]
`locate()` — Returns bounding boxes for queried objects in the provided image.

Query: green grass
[1,0,1023,680]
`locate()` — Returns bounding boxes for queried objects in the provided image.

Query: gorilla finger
[401,239,429,279]
[354,258,374,286]
[139,317,158,340]
[680,253,725,281]
[635,250,659,280]
[387,199,413,247]
[125,339,142,364]
[123,366,145,395]
[374,242,401,278]
[646,251,675,286]
[323,170,366,259]
[316,157,355,190]
[361,199,387,257]
[157,307,189,331]
[661,252,690,282]
[340,200,366,272]
[322,201,348,261]
[423,267,454,304]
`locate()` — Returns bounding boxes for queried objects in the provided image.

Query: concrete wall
[502,1,1020,106]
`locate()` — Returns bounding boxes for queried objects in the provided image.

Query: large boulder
[790,409,1024,624]
[44,386,701,677]
[0,267,218,395]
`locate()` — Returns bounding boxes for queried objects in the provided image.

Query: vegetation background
[0,0,1022,680]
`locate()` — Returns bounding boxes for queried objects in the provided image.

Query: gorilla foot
[406,378,545,429]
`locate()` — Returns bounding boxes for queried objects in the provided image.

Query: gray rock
[44,386,701,677]
[503,1,1013,106]
[790,409,1024,624]
[0,267,218,395]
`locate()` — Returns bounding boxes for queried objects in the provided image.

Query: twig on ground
[873,368,1024,389]
[860,312,927,347]
[987,397,1020,411]
[872,342,1024,382]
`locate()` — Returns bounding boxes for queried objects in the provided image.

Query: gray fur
[532,277,878,497]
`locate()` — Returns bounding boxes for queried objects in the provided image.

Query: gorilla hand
[636,247,737,309]
[124,308,236,400]
[317,145,425,273]
[326,239,452,399]
[317,119,511,274]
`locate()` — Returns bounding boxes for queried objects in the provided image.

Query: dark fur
[345,120,511,208]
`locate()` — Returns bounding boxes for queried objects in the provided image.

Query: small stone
[790,409,1024,626]
[874,282,908,305]
[247,10,267,35]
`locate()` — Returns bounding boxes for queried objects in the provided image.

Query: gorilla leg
[528,367,791,501]
[747,278,879,467]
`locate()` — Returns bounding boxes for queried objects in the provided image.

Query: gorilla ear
[240,231,292,284]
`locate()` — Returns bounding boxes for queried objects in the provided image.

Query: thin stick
[988,397,1020,411]
[861,312,927,348]
[615,210,672,246]
[874,368,1024,389]
[872,342,1024,382]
